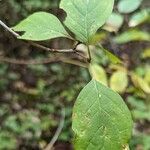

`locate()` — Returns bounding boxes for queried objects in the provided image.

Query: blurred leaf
[0,79,9,91]
[109,64,127,72]
[103,12,124,32]
[73,80,133,149]
[4,115,21,133]
[143,135,150,150]
[144,67,150,85]
[0,131,17,150]
[132,110,150,120]
[5,111,42,139]
[41,115,57,131]
[131,73,150,94]
[142,48,150,59]
[127,96,146,111]
[110,71,128,93]
[114,30,150,44]
[89,32,107,45]
[0,64,8,76]
[130,134,150,150]
[36,103,55,113]
[97,45,122,64]
[0,105,9,117]
[28,64,48,75]
[129,9,150,27]
[103,49,122,64]
[13,12,71,41]
[89,63,108,86]
[118,0,143,14]
[135,66,146,77]
[127,96,150,121]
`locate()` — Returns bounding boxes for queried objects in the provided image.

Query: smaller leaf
[89,63,108,86]
[131,73,150,94]
[114,30,150,44]
[127,96,146,111]
[13,12,72,41]
[132,110,150,121]
[110,71,128,93]
[89,32,107,45]
[144,67,150,85]
[103,12,124,32]
[98,45,122,64]
[129,9,150,27]
[118,0,143,14]
[141,48,150,59]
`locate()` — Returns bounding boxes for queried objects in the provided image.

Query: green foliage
[99,46,122,64]
[13,12,71,41]
[72,80,133,150]
[0,131,17,150]
[14,0,114,43]
[118,0,143,14]
[110,71,128,93]
[114,30,150,44]
[9,0,59,17]
[0,0,149,149]
[60,0,114,43]
[89,64,108,86]
[128,96,150,121]
[103,12,124,32]
[129,9,150,27]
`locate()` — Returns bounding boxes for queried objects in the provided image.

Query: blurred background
[0,0,150,149]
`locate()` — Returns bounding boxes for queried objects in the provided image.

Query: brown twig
[0,19,88,62]
[0,20,20,37]
[87,45,91,62]
[0,56,88,68]
[44,108,65,150]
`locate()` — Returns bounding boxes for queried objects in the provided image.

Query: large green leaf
[60,0,114,43]
[13,12,71,41]
[72,79,133,150]
[118,0,143,14]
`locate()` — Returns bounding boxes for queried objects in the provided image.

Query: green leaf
[114,30,150,44]
[89,32,107,45]
[144,67,150,85]
[110,71,128,93]
[89,64,108,86]
[118,0,143,14]
[0,131,17,150]
[72,79,133,150]
[132,110,150,121]
[127,96,147,111]
[103,12,124,32]
[60,0,114,43]
[129,9,150,27]
[98,45,122,64]
[131,73,150,94]
[141,48,150,59]
[13,12,71,41]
